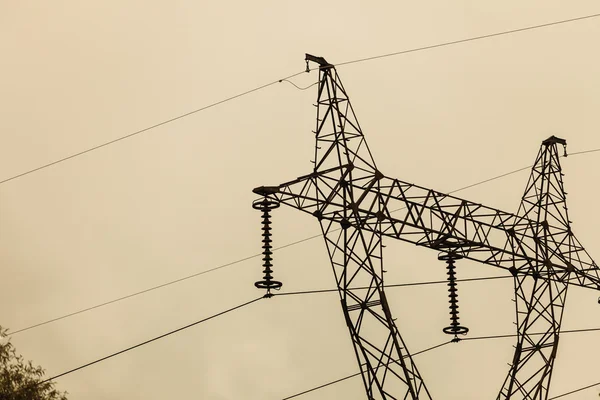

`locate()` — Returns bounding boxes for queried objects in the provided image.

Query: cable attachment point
[439,251,469,342]
[252,197,282,296]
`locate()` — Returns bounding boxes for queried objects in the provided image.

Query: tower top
[542,135,567,146]
[305,53,333,69]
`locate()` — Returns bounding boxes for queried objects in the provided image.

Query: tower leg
[319,217,432,399]
[498,273,568,399]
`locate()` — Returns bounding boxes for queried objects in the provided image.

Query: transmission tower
[251,54,600,399]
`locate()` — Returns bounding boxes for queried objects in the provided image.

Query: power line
[9,227,332,335]
[0,71,305,186]
[281,340,451,399]
[3,12,599,186]
[463,329,600,399]
[10,149,598,336]
[568,148,600,156]
[448,165,533,194]
[281,370,359,400]
[558,326,600,335]
[8,274,508,336]
[382,154,572,217]
[275,275,510,297]
[282,326,600,399]
[336,12,600,67]
[33,296,262,385]
[462,326,600,342]
[412,149,598,198]
[462,333,516,341]
[4,217,319,336]
[279,79,319,90]
[548,381,600,399]
[8,254,263,335]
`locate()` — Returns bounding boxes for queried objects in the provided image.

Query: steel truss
[252,54,600,399]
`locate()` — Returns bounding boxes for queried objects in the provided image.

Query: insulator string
[439,252,469,341]
[252,198,282,296]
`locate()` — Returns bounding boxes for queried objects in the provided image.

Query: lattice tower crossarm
[251,54,600,400]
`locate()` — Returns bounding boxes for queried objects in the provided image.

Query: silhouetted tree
[0,326,67,400]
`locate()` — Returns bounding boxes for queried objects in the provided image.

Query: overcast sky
[2,2,600,399]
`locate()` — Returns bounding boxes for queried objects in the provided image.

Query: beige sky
[2,2,600,399]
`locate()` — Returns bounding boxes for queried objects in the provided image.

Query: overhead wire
[30,296,263,386]
[2,11,600,186]
[279,79,319,90]
[8,273,508,335]
[568,148,600,157]
[461,326,600,341]
[20,288,597,395]
[8,254,263,335]
[15,295,598,396]
[8,231,330,335]
[447,165,533,194]
[463,329,600,399]
[9,148,599,336]
[0,70,307,186]
[284,327,600,399]
[548,381,600,399]
[336,12,600,68]
[275,275,511,297]
[281,340,452,399]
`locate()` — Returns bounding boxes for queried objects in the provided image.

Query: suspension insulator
[252,197,282,297]
[439,252,469,342]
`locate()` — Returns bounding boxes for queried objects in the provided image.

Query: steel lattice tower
[497,137,592,399]
[251,55,600,399]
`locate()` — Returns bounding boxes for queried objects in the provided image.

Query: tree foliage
[0,326,67,400]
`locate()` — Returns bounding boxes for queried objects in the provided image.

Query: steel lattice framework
[251,54,600,399]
